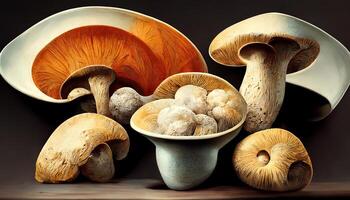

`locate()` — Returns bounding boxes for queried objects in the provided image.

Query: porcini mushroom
[233,128,312,191]
[210,22,320,132]
[35,113,129,183]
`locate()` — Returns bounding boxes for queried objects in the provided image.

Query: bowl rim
[130,72,247,141]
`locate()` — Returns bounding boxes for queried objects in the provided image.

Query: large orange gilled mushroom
[32,23,206,117]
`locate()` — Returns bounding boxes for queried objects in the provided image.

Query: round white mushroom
[194,114,218,136]
[157,105,196,136]
[207,89,242,132]
[109,87,144,124]
[174,85,209,114]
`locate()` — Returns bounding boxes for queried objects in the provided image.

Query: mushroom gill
[233,128,312,191]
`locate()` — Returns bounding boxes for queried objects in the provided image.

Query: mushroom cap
[233,128,312,191]
[32,24,207,100]
[209,16,320,73]
[60,65,115,99]
[35,113,129,183]
[131,72,247,137]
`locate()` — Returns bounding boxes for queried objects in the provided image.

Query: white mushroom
[207,89,242,131]
[194,114,218,136]
[174,85,209,114]
[157,105,196,136]
[109,87,154,124]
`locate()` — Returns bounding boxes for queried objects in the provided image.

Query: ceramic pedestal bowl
[130,73,247,190]
[0,6,207,103]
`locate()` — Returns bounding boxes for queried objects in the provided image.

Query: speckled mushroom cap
[35,113,129,183]
[209,12,350,120]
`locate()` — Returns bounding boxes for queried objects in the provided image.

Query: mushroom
[207,89,242,132]
[194,114,217,136]
[110,72,246,125]
[233,128,312,191]
[28,23,206,114]
[210,27,320,132]
[130,73,247,135]
[35,113,130,183]
[109,87,154,124]
[60,65,115,116]
[157,104,196,136]
[80,143,115,182]
[174,85,209,114]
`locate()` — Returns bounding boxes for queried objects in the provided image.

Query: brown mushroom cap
[233,128,312,191]
[210,34,320,73]
[35,113,129,183]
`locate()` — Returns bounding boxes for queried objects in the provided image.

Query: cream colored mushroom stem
[81,143,115,182]
[239,38,300,132]
[88,74,114,117]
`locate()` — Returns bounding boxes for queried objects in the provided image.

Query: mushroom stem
[239,39,300,132]
[88,74,114,117]
[81,143,115,183]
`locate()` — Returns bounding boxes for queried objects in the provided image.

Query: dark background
[0,0,349,187]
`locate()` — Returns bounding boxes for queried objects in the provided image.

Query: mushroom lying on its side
[35,113,129,183]
[233,128,312,191]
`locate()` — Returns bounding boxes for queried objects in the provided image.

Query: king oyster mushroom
[209,20,320,133]
[35,113,130,183]
[233,128,312,191]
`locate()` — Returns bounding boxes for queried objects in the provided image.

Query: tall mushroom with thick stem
[210,33,319,132]
[35,113,130,183]
[60,65,115,117]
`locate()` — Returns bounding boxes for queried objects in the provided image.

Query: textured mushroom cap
[109,87,144,124]
[210,33,319,73]
[157,105,196,136]
[60,65,115,99]
[174,84,208,114]
[194,114,217,136]
[35,113,129,183]
[233,128,312,191]
[209,13,320,74]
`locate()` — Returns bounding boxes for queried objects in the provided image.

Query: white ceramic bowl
[0,6,206,103]
[130,73,247,190]
[209,12,350,120]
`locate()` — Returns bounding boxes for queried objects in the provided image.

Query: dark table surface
[0,0,349,199]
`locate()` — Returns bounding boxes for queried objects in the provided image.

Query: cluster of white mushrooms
[155,85,242,136]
